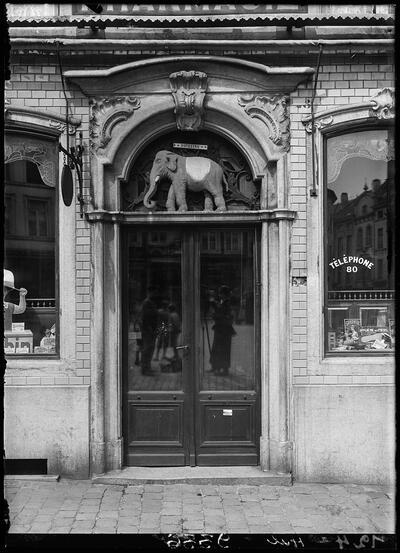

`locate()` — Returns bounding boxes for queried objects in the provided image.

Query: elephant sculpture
[144,150,228,212]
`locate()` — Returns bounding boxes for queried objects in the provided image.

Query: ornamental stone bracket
[169,70,207,131]
[302,115,334,134]
[369,87,395,119]
[238,94,290,153]
[89,96,141,152]
[48,120,77,135]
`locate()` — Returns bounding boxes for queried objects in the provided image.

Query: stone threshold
[5,474,60,481]
[92,466,293,486]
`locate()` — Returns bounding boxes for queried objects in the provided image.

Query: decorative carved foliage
[302,115,334,133]
[369,87,395,119]
[169,71,207,131]
[89,96,141,151]
[4,138,56,187]
[238,94,290,152]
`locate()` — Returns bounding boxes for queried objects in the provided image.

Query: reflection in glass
[326,129,394,353]
[127,230,183,391]
[200,230,255,390]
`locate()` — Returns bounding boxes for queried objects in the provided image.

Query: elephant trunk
[143,172,160,209]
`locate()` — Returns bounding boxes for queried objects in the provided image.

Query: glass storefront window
[4,154,57,356]
[325,128,395,354]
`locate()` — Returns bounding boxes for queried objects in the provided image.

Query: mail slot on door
[223,409,233,416]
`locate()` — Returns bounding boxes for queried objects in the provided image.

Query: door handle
[176,345,190,350]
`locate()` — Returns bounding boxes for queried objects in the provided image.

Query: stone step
[92,466,292,486]
[5,474,60,482]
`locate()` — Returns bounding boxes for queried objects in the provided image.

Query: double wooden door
[123,226,260,466]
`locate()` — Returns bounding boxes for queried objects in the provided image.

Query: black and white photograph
[3,2,395,549]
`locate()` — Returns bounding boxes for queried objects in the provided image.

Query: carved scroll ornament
[89,96,141,151]
[370,87,395,120]
[4,137,56,187]
[238,94,290,152]
[169,71,207,131]
[303,115,334,134]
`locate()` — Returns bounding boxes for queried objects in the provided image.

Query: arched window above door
[121,131,260,212]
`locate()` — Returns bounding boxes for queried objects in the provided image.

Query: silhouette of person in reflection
[140,285,158,375]
[154,299,170,361]
[209,285,236,376]
[168,303,182,371]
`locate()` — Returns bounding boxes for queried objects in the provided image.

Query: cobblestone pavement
[4,479,395,535]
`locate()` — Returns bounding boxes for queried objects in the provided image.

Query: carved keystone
[169,71,207,131]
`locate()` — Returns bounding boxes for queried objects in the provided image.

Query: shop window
[325,128,394,354]
[4,135,58,356]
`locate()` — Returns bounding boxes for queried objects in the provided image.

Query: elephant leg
[213,191,227,212]
[166,185,176,211]
[175,184,188,212]
[204,191,214,211]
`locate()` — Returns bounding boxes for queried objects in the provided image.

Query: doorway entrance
[122,226,260,466]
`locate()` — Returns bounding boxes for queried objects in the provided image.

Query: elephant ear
[166,153,178,172]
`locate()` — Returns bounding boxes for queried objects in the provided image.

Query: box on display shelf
[4,329,33,354]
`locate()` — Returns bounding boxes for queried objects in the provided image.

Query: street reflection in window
[127,230,183,391]
[200,230,255,390]
[326,129,394,353]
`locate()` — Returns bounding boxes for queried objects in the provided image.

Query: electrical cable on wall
[56,42,85,215]
[310,44,323,197]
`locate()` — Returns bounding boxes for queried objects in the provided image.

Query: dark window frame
[4,133,60,359]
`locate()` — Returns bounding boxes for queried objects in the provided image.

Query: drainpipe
[310,44,323,197]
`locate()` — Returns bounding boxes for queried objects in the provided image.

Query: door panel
[124,229,189,466]
[123,226,260,466]
[196,229,259,465]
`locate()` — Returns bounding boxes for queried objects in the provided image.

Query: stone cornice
[85,209,296,224]
[65,55,314,80]
[5,105,81,135]
[64,56,314,98]
[301,87,395,132]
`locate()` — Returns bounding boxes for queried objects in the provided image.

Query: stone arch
[102,108,274,212]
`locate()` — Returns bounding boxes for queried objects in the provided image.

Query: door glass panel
[200,229,255,390]
[127,229,183,391]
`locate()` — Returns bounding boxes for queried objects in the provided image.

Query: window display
[4,139,57,356]
[325,128,394,354]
